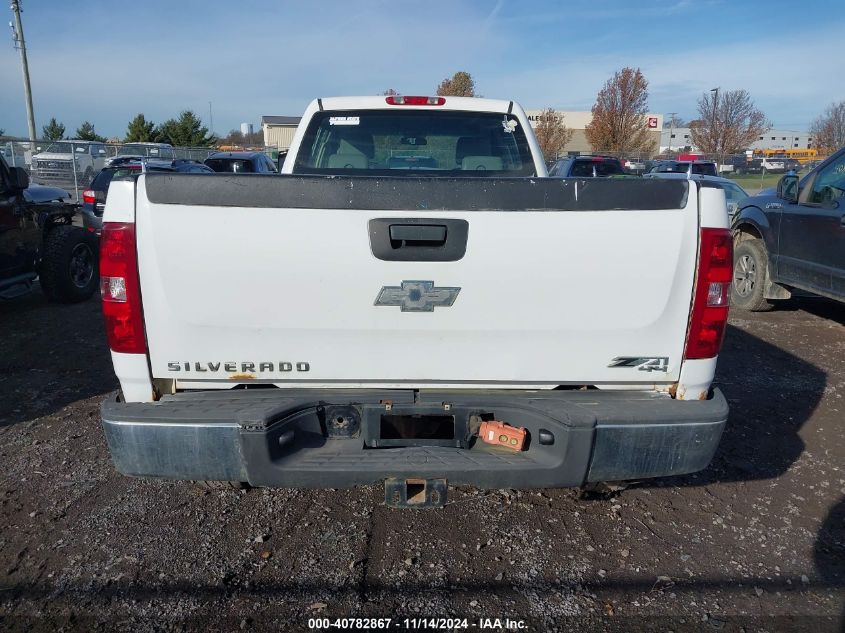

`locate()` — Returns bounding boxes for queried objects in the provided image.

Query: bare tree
[666,114,686,129]
[534,108,573,161]
[585,67,655,155]
[382,88,398,96]
[436,71,476,97]
[809,101,845,155]
[689,89,769,162]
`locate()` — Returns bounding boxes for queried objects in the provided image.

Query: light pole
[710,87,719,164]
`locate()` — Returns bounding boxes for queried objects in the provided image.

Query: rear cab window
[206,159,256,173]
[691,163,717,176]
[93,166,141,190]
[293,109,535,177]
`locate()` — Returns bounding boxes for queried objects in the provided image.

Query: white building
[661,127,812,153]
[660,127,695,152]
[749,129,812,151]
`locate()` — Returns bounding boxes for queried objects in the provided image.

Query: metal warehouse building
[261,116,301,150]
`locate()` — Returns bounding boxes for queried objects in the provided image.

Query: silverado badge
[375,280,460,312]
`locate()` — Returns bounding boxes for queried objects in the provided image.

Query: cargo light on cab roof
[385,96,446,106]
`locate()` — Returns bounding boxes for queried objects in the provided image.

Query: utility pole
[208,101,214,136]
[10,0,36,143]
[666,112,677,156]
[710,87,719,162]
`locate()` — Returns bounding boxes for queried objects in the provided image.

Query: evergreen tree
[75,121,106,142]
[156,110,216,146]
[124,114,157,142]
[42,118,66,141]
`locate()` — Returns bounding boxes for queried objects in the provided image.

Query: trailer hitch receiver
[384,478,447,508]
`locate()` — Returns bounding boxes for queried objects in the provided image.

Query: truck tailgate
[135,174,697,387]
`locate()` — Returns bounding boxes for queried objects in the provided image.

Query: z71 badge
[608,356,670,372]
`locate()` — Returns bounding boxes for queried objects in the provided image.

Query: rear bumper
[101,388,728,489]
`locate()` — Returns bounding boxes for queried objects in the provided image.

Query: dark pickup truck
[731,146,845,310]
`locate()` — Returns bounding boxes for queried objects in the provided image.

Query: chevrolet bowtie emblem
[374,280,461,312]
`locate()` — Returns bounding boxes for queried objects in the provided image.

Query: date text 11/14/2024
[307,617,528,630]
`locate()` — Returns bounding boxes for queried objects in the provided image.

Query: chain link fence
[1,138,277,202]
[4,139,829,200]
[553,150,830,178]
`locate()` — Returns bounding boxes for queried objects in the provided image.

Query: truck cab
[732,146,845,309]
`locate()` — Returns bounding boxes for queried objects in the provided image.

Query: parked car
[729,155,764,175]
[731,146,845,310]
[622,158,646,173]
[81,159,213,234]
[548,156,627,177]
[31,140,107,185]
[204,151,278,173]
[104,142,175,167]
[760,155,786,174]
[644,172,749,221]
[647,160,718,177]
[783,158,801,173]
[0,154,99,302]
[99,95,730,500]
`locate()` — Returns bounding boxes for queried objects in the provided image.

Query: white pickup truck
[99,96,731,505]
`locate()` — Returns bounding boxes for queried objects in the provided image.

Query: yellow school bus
[757,148,818,163]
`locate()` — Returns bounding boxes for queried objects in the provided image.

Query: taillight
[82,189,96,204]
[684,228,732,360]
[100,222,146,354]
[385,96,446,106]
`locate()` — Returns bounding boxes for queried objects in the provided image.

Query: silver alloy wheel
[734,253,756,297]
[69,242,94,288]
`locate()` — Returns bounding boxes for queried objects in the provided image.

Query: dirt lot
[0,288,843,632]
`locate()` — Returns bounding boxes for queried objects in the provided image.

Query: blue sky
[1,0,842,138]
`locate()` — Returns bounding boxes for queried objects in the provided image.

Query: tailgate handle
[369,218,469,262]
[389,224,447,247]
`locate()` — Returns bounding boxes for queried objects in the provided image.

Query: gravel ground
[0,288,843,632]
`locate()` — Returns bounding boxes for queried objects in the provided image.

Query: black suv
[204,151,278,174]
[731,146,845,310]
[81,159,213,233]
[0,155,98,302]
[647,160,718,176]
[548,156,627,178]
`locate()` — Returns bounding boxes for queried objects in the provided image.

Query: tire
[731,238,775,311]
[39,225,99,303]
